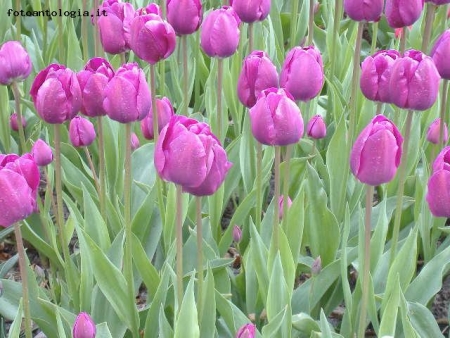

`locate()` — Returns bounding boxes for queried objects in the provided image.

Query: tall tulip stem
[358,185,374,338]
[196,196,203,318]
[282,145,293,231]
[399,27,407,55]
[81,0,89,60]
[307,0,315,45]
[248,23,254,53]
[217,58,224,142]
[97,117,107,219]
[182,35,189,116]
[94,0,101,55]
[290,0,300,48]
[14,222,32,338]
[256,142,263,230]
[439,80,449,146]
[176,184,184,309]
[371,22,378,54]
[83,147,100,195]
[422,3,437,53]
[273,146,281,251]
[15,0,21,39]
[330,0,343,79]
[150,64,159,143]
[11,82,27,153]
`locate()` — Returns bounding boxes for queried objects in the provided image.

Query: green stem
[248,23,254,53]
[196,197,203,318]
[94,0,101,56]
[176,184,184,309]
[150,64,159,143]
[11,82,26,153]
[15,0,21,40]
[43,0,49,61]
[439,80,449,146]
[273,146,281,251]
[97,117,106,220]
[83,147,100,194]
[282,145,293,232]
[182,35,189,116]
[358,185,374,338]
[307,0,315,45]
[330,0,343,79]
[399,26,407,55]
[217,58,224,142]
[58,0,64,62]
[375,102,382,116]
[82,0,89,60]
[422,3,436,53]
[370,22,378,54]
[160,0,166,18]
[290,0,300,48]
[256,142,262,230]
[389,110,413,268]
[14,222,32,338]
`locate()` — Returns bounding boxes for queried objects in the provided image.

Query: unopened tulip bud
[140,97,174,140]
[10,113,26,132]
[167,0,202,35]
[231,0,270,23]
[72,312,96,338]
[385,0,424,28]
[69,116,96,147]
[311,256,322,275]
[31,139,53,166]
[431,29,450,80]
[236,323,256,338]
[278,195,292,220]
[427,146,450,217]
[343,0,383,22]
[0,41,32,85]
[233,225,242,243]
[427,118,448,144]
[307,115,326,139]
[131,132,140,151]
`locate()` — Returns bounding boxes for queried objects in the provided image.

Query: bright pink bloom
[385,0,424,28]
[69,116,96,147]
[167,0,202,35]
[278,195,292,220]
[307,115,327,139]
[427,147,450,217]
[31,139,53,166]
[131,132,140,151]
[426,118,448,145]
[0,41,32,85]
[343,0,383,22]
[431,29,450,80]
[236,323,256,338]
[10,113,26,132]
[231,0,271,23]
[72,312,96,338]
[140,97,174,140]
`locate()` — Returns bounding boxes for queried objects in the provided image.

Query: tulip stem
[97,117,107,220]
[217,58,224,142]
[160,0,166,18]
[330,0,343,79]
[307,0,314,45]
[375,102,382,116]
[83,147,100,194]
[282,145,293,232]
[182,35,189,116]
[273,146,281,251]
[94,0,101,56]
[248,23,254,53]
[11,82,27,153]
[256,142,262,230]
[15,0,21,39]
[57,0,63,61]
[439,80,449,146]
[81,0,89,60]
[389,110,413,268]
[422,3,436,53]
[14,222,32,338]
[290,0,300,48]
[196,196,204,319]
[176,184,184,310]
[370,22,378,54]
[150,64,159,143]
[399,27,407,55]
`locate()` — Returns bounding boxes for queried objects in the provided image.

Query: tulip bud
[131,132,140,151]
[0,41,32,85]
[235,323,256,338]
[237,50,279,108]
[136,3,161,15]
[78,57,115,117]
[431,29,450,80]
[350,115,403,186]
[427,147,450,217]
[10,113,26,132]
[140,97,174,140]
[249,88,304,146]
[432,146,450,173]
[426,118,448,144]
[103,63,151,123]
[278,195,292,220]
[231,0,271,23]
[72,312,96,338]
[167,0,202,35]
[31,139,53,166]
[360,49,400,103]
[311,256,322,275]
[69,116,97,147]
[307,115,327,139]
[233,225,242,243]
[385,0,424,28]
[343,0,383,22]
[389,50,440,111]
[280,46,324,101]
[201,6,240,58]
[30,64,82,124]
[130,13,176,65]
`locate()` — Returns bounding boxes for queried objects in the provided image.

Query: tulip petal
[426,170,450,218]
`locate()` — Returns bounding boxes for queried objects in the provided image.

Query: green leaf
[407,302,444,338]
[379,275,400,337]
[200,266,216,338]
[7,298,22,338]
[158,305,174,338]
[131,233,160,297]
[174,274,199,338]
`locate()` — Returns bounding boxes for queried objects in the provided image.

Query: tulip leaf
[199,266,216,338]
[0,86,10,153]
[407,302,444,338]
[379,275,400,337]
[249,221,270,302]
[174,274,199,338]
[158,305,174,338]
[7,298,22,338]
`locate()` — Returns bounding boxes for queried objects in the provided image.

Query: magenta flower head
[130,132,140,151]
[10,113,26,132]
[389,50,440,111]
[385,0,424,28]
[280,46,324,101]
[77,57,115,117]
[350,115,403,186]
[0,41,32,85]
[343,0,383,22]
[427,147,450,217]
[140,97,174,140]
[360,49,400,103]
[96,0,135,54]
[431,29,450,80]
[69,116,97,147]
[307,114,327,139]
[30,64,82,124]
[130,12,176,65]
[155,115,232,196]
[200,6,241,58]
[278,195,292,220]
[237,50,279,108]
[236,323,256,338]
[72,312,96,338]
[167,0,202,35]
[232,225,242,243]
[136,3,161,15]
[31,139,53,166]
[231,0,271,23]
[0,153,40,227]
[249,88,304,146]
[103,63,151,123]
[427,118,448,144]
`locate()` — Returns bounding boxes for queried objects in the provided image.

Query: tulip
[231,0,271,23]
[280,46,324,101]
[278,195,292,220]
[430,29,450,80]
[232,225,242,243]
[30,64,82,124]
[389,50,440,111]
[0,41,32,85]
[311,256,322,275]
[427,147,450,217]
[72,312,96,338]
[167,0,202,35]
[427,118,448,144]
[155,115,232,196]
[385,0,424,28]
[343,0,383,22]
[200,6,240,58]
[10,113,26,132]
[69,116,97,147]
[136,3,161,15]
[237,50,279,108]
[131,132,140,151]
[77,57,115,117]
[31,139,53,166]
[96,0,135,54]
[0,153,40,227]
[432,146,450,172]
[103,63,151,123]
[140,97,174,140]
[360,49,400,103]
[307,114,327,139]
[130,12,176,65]
[426,0,450,4]
[249,88,304,146]
[235,323,256,338]
[350,115,403,186]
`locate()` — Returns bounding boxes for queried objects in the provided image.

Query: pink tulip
[231,0,271,23]
[140,97,174,140]
[0,41,32,85]
[278,195,292,220]
[10,113,26,132]
[343,0,383,22]
[431,29,450,80]
[385,0,424,28]
[426,118,448,145]
[427,146,450,217]
[69,116,96,147]
[236,323,256,338]
[72,312,96,338]
[306,115,327,139]
[167,0,202,35]
[131,132,140,151]
[31,139,53,166]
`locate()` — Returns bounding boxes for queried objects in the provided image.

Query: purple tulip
[200,6,241,58]
[31,139,53,166]
[350,115,403,186]
[280,46,324,101]
[130,12,176,65]
[77,57,115,117]
[307,114,327,139]
[130,132,140,151]
[136,3,161,16]
[232,225,242,243]
[343,0,383,22]
[140,97,174,140]
[432,146,450,173]
[231,0,271,23]
[103,63,151,123]
[167,0,202,35]
[0,153,40,227]
[10,113,26,132]
[96,0,136,54]
[0,41,32,85]
[69,116,97,147]
[249,88,304,146]
[72,312,96,338]
[30,64,82,124]
[431,29,450,80]
[389,50,440,111]
[425,0,450,4]
[235,323,256,338]
[426,118,448,144]
[385,0,424,28]
[155,115,232,196]
[278,195,292,220]
[360,49,400,103]
[427,147,450,217]
[237,50,279,108]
